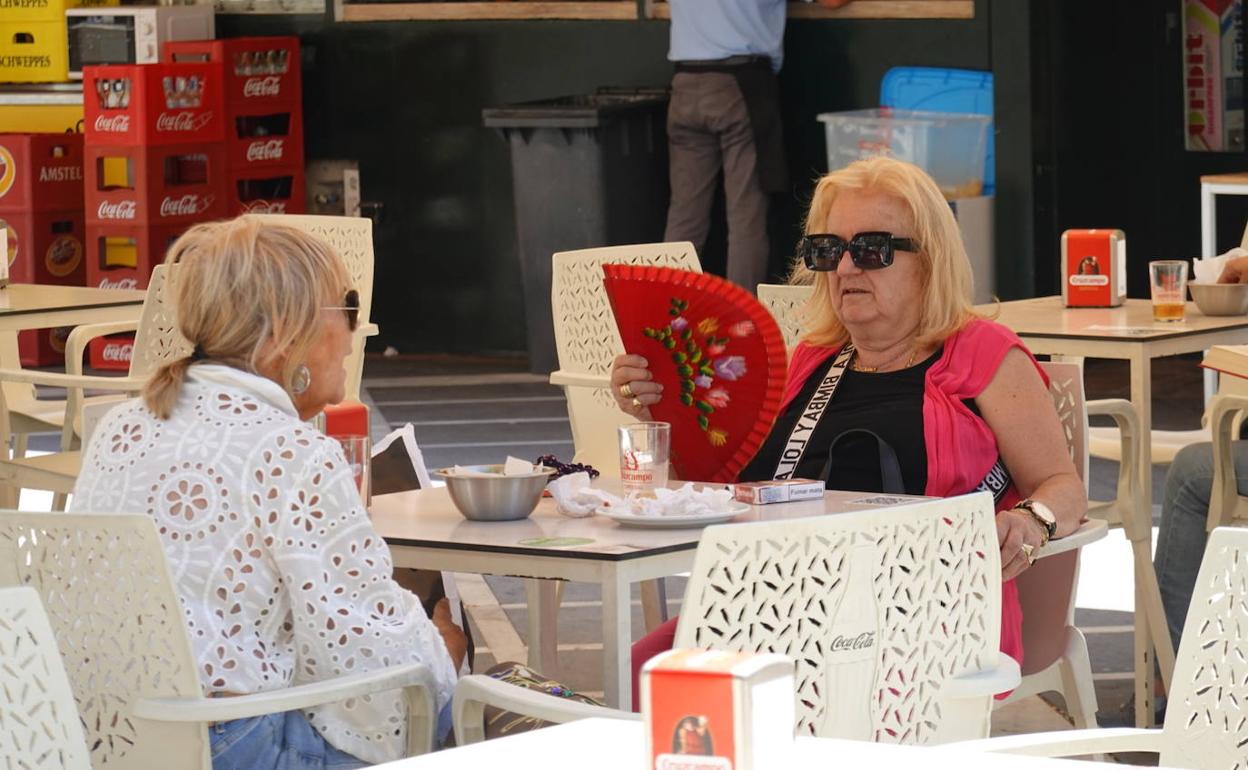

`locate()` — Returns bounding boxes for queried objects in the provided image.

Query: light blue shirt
[668,0,790,72]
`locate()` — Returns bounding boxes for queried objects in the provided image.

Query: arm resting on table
[452,674,638,747]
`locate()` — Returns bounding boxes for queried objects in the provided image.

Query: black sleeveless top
[738,350,942,495]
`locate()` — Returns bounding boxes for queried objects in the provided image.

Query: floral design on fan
[642,297,755,447]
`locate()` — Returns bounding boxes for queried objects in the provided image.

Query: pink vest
[778,318,1047,666]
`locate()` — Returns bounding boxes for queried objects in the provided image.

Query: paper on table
[547,472,621,517]
[504,456,536,475]
[1193,247,1248,283]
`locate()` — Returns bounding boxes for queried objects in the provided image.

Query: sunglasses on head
[324,289,360,332]
[797,231,918,271]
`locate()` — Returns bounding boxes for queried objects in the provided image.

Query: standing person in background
[665,0,853,290]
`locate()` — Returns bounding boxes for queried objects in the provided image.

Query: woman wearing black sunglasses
[616,156,1086,699]
[71,217,465,768]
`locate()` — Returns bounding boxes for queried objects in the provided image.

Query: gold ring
[1020,543,1036,564]
[631,397,643,411]
[620,383,635,399]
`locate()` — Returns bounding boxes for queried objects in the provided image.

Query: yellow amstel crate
[0,20,69,83]
[0,0,118,24]
[0,104,83,133]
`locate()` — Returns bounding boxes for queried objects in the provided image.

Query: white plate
[595,502,751,529]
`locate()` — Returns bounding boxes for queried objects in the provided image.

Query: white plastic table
[0,283,145,331]
[370,486,925,711]
[374,717,1149,769]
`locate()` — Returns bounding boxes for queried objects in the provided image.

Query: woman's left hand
[996,509,1047,581]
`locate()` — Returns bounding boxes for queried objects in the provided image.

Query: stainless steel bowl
[1190,281,1248,316]
[434,465,556,522]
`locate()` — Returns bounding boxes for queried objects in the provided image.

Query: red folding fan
[603,265,788,483]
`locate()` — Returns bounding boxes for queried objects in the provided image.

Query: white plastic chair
[756,283,812,350]
[550,242,700,474]
[0,264,188,508]
[247,213,378,403]
[0,511,438,770]
[453,492,1021,746]
[0,585,91,769]
[952,525,1248,768]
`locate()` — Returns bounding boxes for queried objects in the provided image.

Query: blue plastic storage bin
[880,67,994,195]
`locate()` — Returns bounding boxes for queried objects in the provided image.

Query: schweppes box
[0,133,84,213]
[1061,229,1127,308]
[643,649,794,770]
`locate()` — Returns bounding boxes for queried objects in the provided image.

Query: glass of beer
[619,422,671,494]
[1149,260,1189,322]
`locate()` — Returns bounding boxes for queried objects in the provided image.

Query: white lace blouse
[70,364,458,764]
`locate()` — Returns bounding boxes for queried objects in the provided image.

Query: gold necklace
[852,347,917,373]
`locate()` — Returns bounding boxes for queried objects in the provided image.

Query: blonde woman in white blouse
[71,217,465,769]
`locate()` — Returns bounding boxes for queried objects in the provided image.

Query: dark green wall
[221,5,997,356]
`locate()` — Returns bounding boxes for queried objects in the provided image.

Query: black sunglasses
[798,232,919,271]
[324,289,360,332]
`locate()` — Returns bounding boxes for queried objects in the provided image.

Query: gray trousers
[664,71,770,291]
[1155,440,1248,652]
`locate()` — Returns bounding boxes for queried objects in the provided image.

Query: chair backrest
[0,512,209,770]
[674,492,1002,744]
[250,214,375,401]
[550,242,699,473]
[129,263,192,378]
[0,585,90,770]
[1010,360,1088,676]
[1160,526,1248,769]
[756,283,814,350]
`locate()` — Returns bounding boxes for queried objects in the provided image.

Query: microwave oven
[65,6,215,80]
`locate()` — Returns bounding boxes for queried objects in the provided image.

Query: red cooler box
[84,222,184,290]
[0,133,85,213]
[84,143,227,226]
[19,326,73,368]
[83,63,225,147]
[0,210,87,285]
[228,164,304,216]
[89,333,134,372]
[165,37,301,109]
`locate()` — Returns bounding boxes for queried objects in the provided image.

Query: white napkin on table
[547,472,621,518]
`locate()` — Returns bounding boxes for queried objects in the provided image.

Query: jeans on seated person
[211,705,456,769]
[1155,441,1248,653]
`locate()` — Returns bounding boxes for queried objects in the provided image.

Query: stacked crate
[0,133,87,365]
[82,61,226,369]
[0,0,117,83]
[166,37,305,216]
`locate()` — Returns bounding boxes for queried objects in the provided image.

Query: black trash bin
[483,88,670,374]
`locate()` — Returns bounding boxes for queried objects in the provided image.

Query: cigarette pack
[643,649,794,770]
[732,479,824,505]
[1061,229,1126,308]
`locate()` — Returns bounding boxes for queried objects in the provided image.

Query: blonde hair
[787,156,983,348]
[144,216,351,419]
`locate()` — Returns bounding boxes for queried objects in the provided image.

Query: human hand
[432,598,468,670]
[1217,256,1248,284]
[996,509,1046,581]
[610,353,663,421]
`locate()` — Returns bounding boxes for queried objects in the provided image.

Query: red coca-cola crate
[83,63,225,147]
[165,37,301,108]
[19,327,73,368]
[84,143,226,226]
[0,133,85,213]
[228,164,304,216]
[84,222,184,291]
[89,333,134,372]
[226,104,304,171]
[0,210,87,285]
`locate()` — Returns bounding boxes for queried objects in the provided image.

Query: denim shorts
[210,711,368,770]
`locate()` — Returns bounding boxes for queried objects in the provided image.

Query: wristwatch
[1013,498,1057,543]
